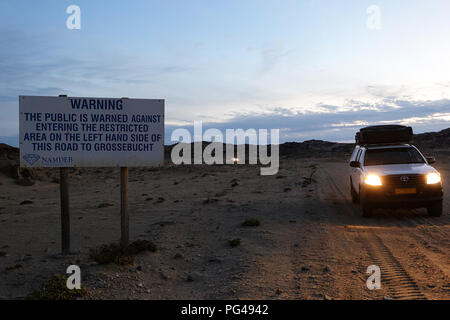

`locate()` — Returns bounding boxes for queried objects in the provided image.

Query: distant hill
[164,127,450,160]
[1,128,449,181]
[278,127,450,157]
[0,143,19,174]
[412,128,450,151]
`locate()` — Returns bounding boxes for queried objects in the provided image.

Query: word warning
[19,96,164,167]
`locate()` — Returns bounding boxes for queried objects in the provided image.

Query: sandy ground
[0,155,449,300]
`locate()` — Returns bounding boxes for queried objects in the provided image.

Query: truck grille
[382,174,426,187]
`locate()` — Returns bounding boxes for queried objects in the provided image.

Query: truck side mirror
[426,156,436,164]
[350,161,360,168]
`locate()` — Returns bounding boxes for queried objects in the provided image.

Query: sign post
[60,167,70,254]
[58,95,71,255]
[120,166,129,247]
[19,96,164,254]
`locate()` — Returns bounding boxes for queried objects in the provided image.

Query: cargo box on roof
[355,125,413,145]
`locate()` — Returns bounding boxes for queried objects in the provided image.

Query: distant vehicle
[349,125,443,217]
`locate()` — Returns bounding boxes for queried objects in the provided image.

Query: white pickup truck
[349,126,443,217]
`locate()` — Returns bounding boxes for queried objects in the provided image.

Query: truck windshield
[364,147,425,166]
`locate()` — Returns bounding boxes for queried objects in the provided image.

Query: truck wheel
[362,205,373,217]
[427,201,443,217]
[350,179,359,204]
[360,188,372,217]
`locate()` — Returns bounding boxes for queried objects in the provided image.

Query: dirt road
[315,160,450,299]
[206,158,450,300]
[0,157,448,299]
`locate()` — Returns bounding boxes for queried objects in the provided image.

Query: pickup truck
[349,126,443,217]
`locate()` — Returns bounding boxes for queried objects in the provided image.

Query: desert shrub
[89,240,157,265]
[242,218,260,227]
[229,238,242,247]
[155,197,165,203]
[129,239,157,253]
[203,198,219,204]
[97,202,114,208]
[5,262,23,271]
[173,253,184,259]
[26,274,87,300]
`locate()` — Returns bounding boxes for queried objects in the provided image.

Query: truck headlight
[365,174,382,186]
[427,172,441,185]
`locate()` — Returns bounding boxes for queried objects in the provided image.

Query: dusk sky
[1,0,450,146]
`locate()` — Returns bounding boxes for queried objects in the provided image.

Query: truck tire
[350,179,359,204]
[427,201,443,217]
[360,186,372,217]
[362,205,373,217]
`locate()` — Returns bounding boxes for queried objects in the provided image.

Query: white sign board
[19,96,164,167]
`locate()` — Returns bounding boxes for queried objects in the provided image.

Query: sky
[1,0,450,146]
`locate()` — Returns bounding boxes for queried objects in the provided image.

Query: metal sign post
[120,167,129,247]
[59,95,71,255]
[60,167,70,255]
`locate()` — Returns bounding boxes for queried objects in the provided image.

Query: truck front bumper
[361,184,443,209]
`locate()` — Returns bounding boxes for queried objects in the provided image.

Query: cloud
[3,90,450,148]
[0,28,196,141]
[0,28,195,99]
[165,98,450,144]
[259,45,292,74]
[2,26,450,147]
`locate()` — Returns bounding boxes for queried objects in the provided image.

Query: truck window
[356,150,363,163]
[350,148,359,161]
[364,147,425,166]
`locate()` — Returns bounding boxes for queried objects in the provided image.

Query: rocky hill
[1,127,449,185]
[412,128,450,151]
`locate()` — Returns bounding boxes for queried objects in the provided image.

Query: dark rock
[174,253,184,260]
[16,178,35,186]
[301,266,310,272]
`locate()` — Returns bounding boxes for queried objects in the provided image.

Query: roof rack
[360,143,411,148]
[355,125,413,145]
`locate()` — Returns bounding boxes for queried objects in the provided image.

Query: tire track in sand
[317,163,430,300]
[361,232,427,299]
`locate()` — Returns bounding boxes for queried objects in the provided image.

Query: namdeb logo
[22,154,40,166]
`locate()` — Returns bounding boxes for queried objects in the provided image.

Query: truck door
[355,149,364,194]
[350,149,361,191]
